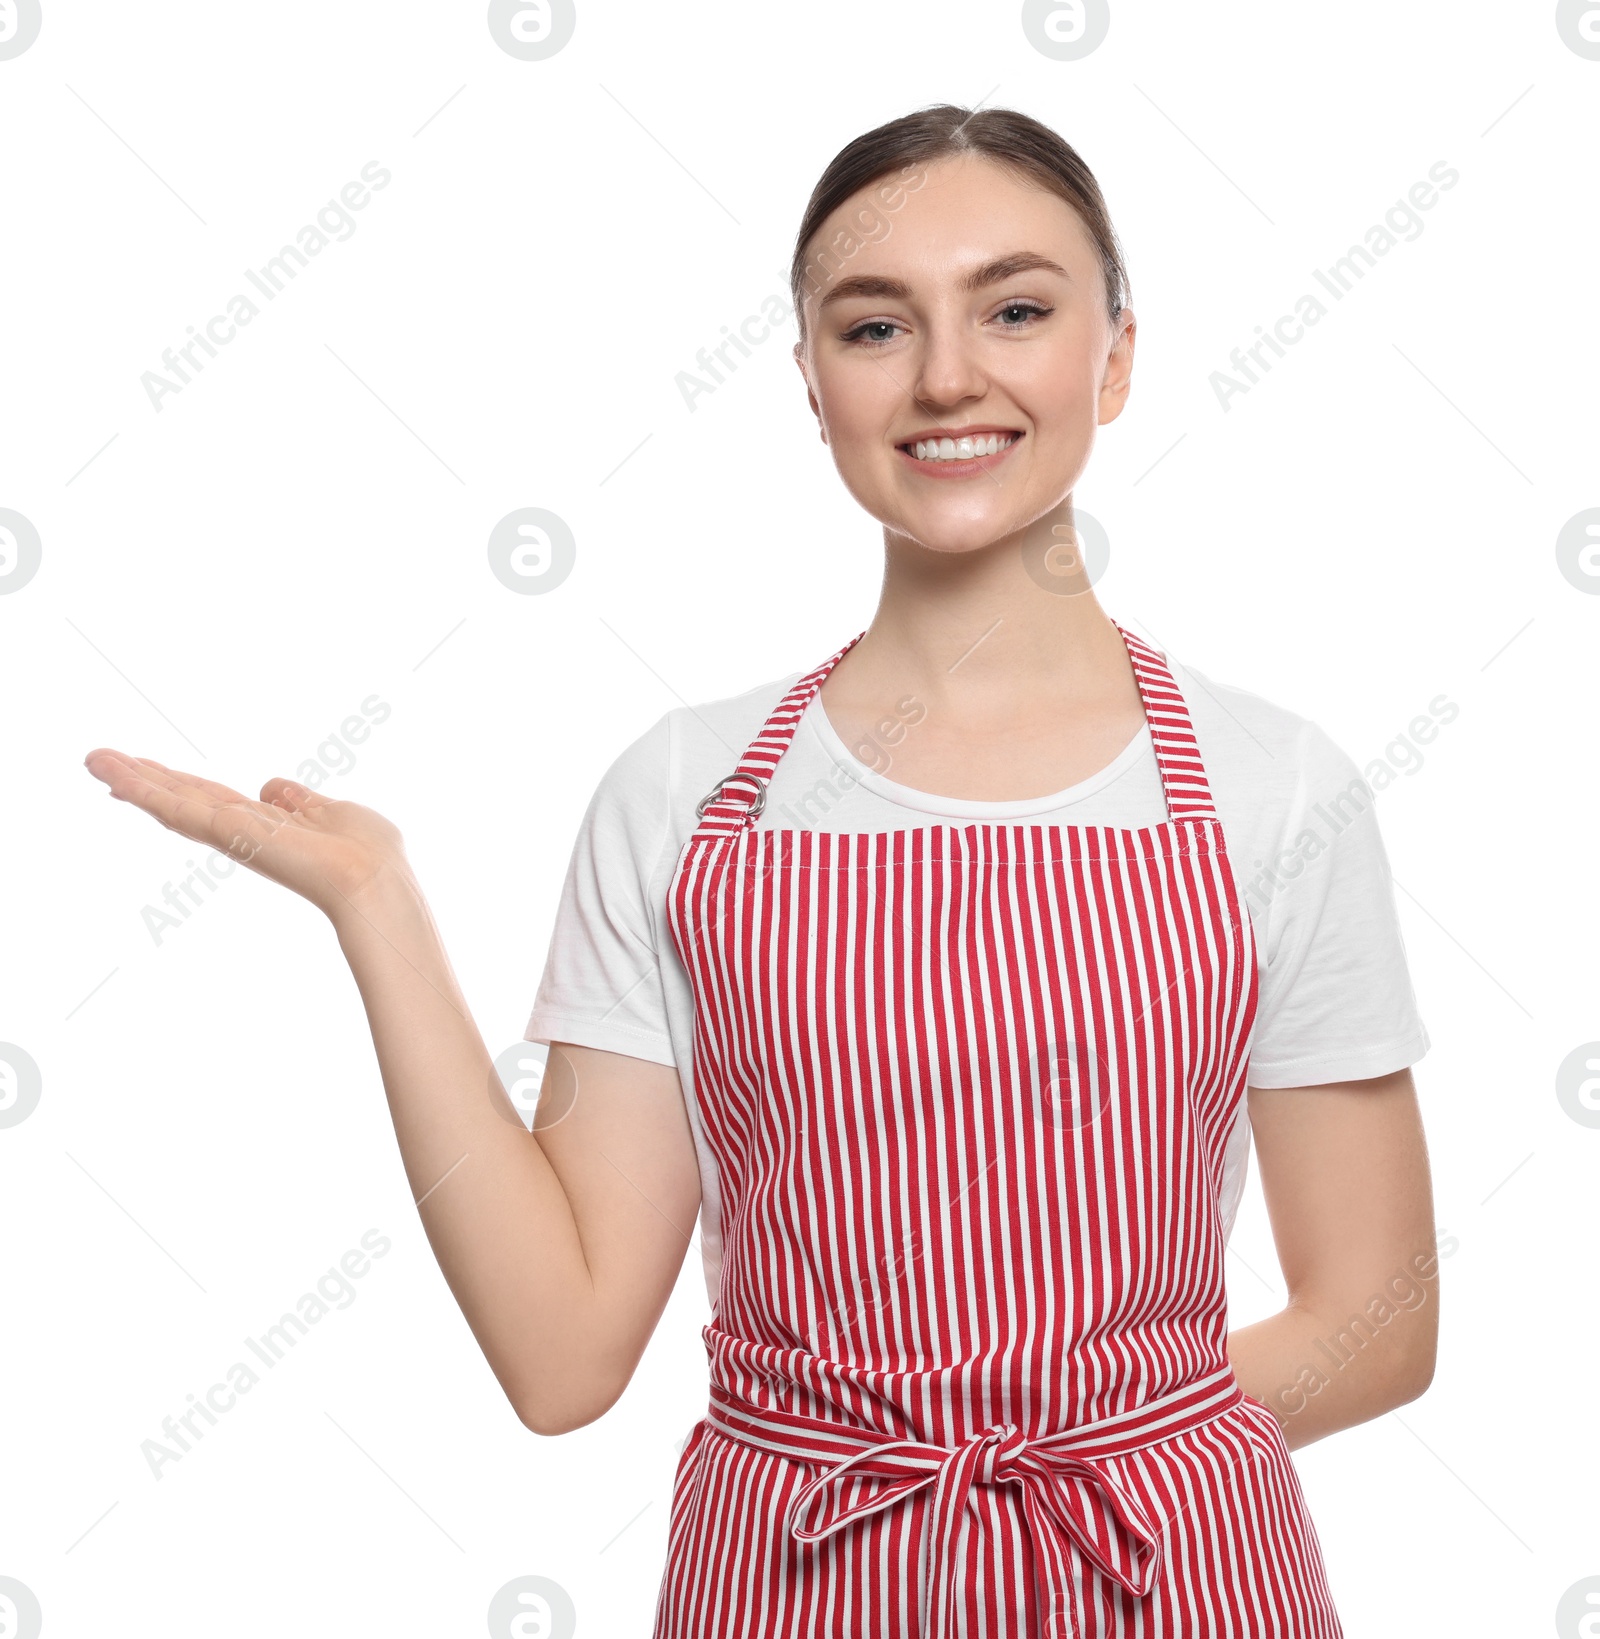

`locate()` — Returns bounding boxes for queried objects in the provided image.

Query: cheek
[1016,349,1098,422]
[814,360,900,447]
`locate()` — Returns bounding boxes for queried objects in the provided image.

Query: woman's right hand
[84,749,411,922]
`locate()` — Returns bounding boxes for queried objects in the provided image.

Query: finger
[113,757,256,812]
[119,759,326,818]
[86,750,243,804]
[84,748,144,785]
[260,776,334,813]
[134,759,264,811]
[94,757,291,858]
[85,752,183,802]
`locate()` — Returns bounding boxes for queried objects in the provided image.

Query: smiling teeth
[909,433,1018,461]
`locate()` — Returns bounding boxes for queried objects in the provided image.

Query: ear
[1097,309,1136,427]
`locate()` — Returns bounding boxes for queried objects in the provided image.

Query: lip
[897,423,1023,445]
[895,427,1025,480]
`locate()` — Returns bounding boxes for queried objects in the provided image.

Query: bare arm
[1225,1066,1438,1450]
[335,876,701,1432]
[84,750,701,1435]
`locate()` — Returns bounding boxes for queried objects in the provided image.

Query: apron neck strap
[690,630,867,838]
[689,621,1216,838]
[1116,623,1220,823]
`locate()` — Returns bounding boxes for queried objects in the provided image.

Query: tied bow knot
[967,1420,1025,1483]
[786,1419,1166,1639]
[706,1358,1246,1638]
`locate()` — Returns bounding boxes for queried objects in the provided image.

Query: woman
[86,105,1437,1637]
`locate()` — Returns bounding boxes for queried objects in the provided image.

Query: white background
[4,1,1598,1634]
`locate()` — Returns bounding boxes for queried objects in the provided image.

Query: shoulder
[1161,647,1395,883]
[666,668,809,770]
[589,666,807,817]
[1165,651,1365,813]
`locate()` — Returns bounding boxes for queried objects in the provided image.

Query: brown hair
[789,103,1129,348]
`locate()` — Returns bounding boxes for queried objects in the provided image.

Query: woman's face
[794,152,1134,556]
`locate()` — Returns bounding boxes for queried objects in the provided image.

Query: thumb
[260,776,332,813]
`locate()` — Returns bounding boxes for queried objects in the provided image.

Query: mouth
[895,428,1024,478]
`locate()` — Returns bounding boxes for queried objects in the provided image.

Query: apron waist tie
[706,1363,1245,1638]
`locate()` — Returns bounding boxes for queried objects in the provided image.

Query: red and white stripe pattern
[656,623,1343,1637]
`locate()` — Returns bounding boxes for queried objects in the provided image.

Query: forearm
[1227,1279,1438,1451]
[330,867,605,1428]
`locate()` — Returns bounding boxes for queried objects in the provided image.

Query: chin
[887,512,1032,555]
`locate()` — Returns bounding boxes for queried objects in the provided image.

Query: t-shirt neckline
[799,691,1154,819]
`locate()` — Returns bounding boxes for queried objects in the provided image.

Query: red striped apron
[654,623,1344,1637]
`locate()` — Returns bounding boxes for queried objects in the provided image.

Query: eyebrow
[815,251,1072,313]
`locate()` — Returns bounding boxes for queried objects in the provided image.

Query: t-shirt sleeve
[523,713,678,1067]
[1245,719,1431,1088]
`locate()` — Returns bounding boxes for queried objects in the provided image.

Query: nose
[910,313,991,411]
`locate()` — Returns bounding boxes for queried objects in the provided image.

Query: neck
[831,502,1132,711]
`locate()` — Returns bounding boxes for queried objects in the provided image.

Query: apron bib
[653,623,1343,1638]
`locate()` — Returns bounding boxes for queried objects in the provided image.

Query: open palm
[84,749,409,921]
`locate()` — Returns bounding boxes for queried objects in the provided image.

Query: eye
[993,300,1053,328]
[840,318,904,348]
[841,300,1056,348]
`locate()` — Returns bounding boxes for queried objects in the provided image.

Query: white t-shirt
[525,644,1431,1307]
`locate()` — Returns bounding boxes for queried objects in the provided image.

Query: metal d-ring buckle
[696,771,768,820]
